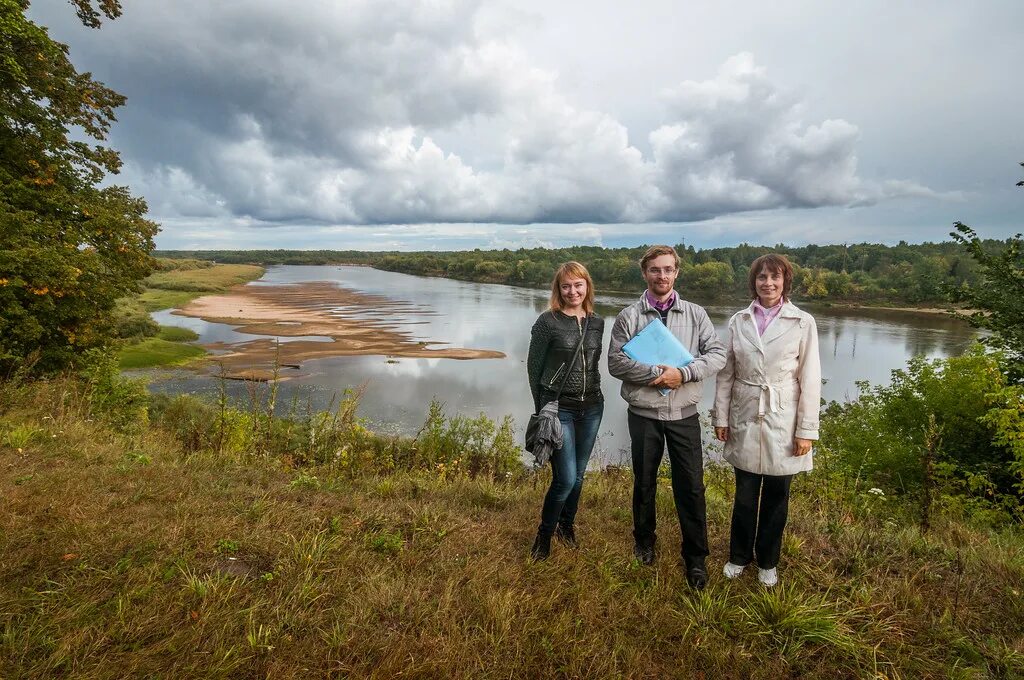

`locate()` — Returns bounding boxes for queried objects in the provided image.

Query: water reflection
[145,266,978,465]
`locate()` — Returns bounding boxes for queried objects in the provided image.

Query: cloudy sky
[31,0,1024,251]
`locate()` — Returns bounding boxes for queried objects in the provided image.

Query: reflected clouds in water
[147,266,978,465]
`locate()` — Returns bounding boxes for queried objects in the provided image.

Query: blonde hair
[549,261,595,314]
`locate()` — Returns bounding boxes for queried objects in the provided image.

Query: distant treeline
[155,238,1004,304]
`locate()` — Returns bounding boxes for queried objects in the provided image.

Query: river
[144,265,978,465]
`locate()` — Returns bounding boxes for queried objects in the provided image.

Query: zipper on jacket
[578,316,586,398]
[547,362,566,389]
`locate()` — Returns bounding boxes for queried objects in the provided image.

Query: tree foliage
[950,167,1024,379]
[0,0,157,372]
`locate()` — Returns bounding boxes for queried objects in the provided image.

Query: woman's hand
[794,437,813,456]
[715,427,729,442]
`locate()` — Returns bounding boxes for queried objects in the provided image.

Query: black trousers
[628,411,708,568]
[729,467,793,570]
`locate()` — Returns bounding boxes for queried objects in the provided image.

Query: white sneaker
[723,562,746,579]
[758,567,778,587]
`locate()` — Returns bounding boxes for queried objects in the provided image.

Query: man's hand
[715,427,729,442]
[649,365,684,389]
[794,437,813,456]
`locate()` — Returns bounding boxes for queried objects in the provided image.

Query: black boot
[531,532,552,561]
[554,524,578,548]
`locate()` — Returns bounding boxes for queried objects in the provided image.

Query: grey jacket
[608,292,727,421]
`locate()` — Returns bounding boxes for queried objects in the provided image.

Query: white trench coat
[712,300,821,476]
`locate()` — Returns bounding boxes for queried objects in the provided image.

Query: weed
[289,472,320,490]
[156,326,200,342]
[739,585,859,661]
[365,530,404,555]
[214,539,240,555]
[2,423,41,450]
[180,565,216,600]
[245,619,276,655]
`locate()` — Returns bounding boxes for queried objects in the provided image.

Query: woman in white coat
[712,254,821,587]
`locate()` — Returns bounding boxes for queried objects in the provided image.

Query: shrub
[412,399,522,480]
[78,348,149,434]
[820,346,1023,521]
[149,389,524,480]
[112,298,159,340]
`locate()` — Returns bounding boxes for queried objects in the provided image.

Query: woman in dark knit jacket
[526,261,604,560]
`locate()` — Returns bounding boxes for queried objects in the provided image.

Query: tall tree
[0,0,157,372]
[950,164,1024,380]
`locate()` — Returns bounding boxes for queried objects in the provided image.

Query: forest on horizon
[155,237,1002,305]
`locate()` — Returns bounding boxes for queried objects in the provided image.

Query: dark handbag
[525,316,589,453]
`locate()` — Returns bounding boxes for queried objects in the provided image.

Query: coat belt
[737,377,798,419]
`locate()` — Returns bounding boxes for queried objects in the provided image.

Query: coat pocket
[622,382,662,410]
[674,381,702,408]
[545,362,566,390]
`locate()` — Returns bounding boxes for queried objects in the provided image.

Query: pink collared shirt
[645,289,677,313]
[752,298,784,336]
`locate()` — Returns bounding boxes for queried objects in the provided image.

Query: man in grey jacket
[608,245,726,590]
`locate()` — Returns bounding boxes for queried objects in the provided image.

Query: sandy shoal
[174,281,504,380]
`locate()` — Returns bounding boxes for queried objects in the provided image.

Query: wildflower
[867,488,885,496]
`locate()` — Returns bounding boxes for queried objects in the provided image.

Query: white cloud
[40,1,942,232]
[644,53,940,220]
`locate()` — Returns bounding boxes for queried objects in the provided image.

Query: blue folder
[621,319,694,395]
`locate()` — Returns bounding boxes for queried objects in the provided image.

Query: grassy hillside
[1,374,1021,678]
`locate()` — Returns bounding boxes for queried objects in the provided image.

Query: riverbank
[120,261,505,377]
[1,374,1021,678]
[116,261,267,370]
[175,279,504,380]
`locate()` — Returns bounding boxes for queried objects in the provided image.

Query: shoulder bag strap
[552,315,589,401]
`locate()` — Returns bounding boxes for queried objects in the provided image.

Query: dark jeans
[628,411,708,568]
[729,468,793,570]
[538,402,604,535]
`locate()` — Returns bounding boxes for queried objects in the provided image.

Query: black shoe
[531,532,551,561]
[633,543,655,566]
[686,565,708,591]
[554,524,578,548]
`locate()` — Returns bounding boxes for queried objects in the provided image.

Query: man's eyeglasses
[646,267,677,276]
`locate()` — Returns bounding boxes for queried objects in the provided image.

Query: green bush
[819,345,1023,521]
[78,348,150,434]
[412,399,522,480]
[111,298,159,340]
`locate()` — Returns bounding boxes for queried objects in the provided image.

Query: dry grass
[132,261,265,313]
[1,382,1022,678]
[144,263,265,294]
